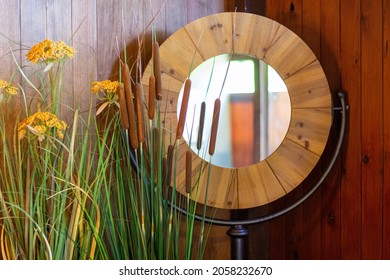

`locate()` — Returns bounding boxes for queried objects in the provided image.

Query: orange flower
[26,39,75,64]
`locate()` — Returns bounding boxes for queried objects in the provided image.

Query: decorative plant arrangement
[0,25,213,259]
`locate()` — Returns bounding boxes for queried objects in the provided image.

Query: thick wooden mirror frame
[142,12,332,210]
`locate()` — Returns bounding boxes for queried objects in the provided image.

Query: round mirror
[178,53,291,168]
[142,12,332,209]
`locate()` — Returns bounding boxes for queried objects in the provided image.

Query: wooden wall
[1,0,389,260]
[259,0,389,260]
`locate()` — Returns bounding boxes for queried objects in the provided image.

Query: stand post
[227,225,249,260]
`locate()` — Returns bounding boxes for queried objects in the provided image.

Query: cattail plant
[134,82,145,144]
[152,41,162,101]
[122,62,139,150]
[117,83,129,129]
[176,78,191,140]
[0,9,214,260]
[197,101,206,150]
[209,98,221,156]
[185,150,192,194]
[148,75,156,120]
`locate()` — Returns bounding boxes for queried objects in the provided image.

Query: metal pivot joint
[227,225,249,260]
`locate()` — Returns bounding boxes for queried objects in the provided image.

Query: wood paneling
[340,0,362,260]
[257,0,387,260]
[361,0,383,260]
[384,0,390,260]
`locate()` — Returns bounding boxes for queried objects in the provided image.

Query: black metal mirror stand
[227,225,249,260]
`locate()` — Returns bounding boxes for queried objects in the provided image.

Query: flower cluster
[0,79,18,101]
[91,80,120,95]
[91,80,121,106]
[26,39,76,64]
[18,111,67,141]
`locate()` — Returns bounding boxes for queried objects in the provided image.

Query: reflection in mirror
[178,54,291,168]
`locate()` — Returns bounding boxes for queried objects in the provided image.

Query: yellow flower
[18,111,67,142]
[0,79,19,97]
[91,80,120,95]
[26,39,76,64]
[90,80,120,113]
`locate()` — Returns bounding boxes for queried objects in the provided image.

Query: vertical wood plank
[71,0,97,114]
[283,0,302,35]
[300,0,322,259]
[320,0,341,260]
[340,0,362,260]
[383,0,390,260]
[302,0,321,57]
[225,0,236,12]
[47,0,73,119]
[20,0,46,46]
[0,0,21,133]
[207,0,225,15]
[187,0,208,22]
[165,0,187,36]
[361,0,383,260]
[20,0,46,113]
[96,0,122,81]
[279,0,305,260]
[265,1,285,259]
[266,0,284,23]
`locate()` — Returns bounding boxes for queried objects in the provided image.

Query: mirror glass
[178,54,291,168]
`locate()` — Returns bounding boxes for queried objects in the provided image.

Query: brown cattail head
[117,84,129,129]
[197,101,206,150]
[152,41,162,101]
[209,98,221,156]
[148,75,156,120]
[176,78,192,140]
[185,150,192,194]
[122,62,138,150]
[134,82,145,144]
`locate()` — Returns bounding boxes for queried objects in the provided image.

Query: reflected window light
[268,66,287,92]
[225,59,256,94]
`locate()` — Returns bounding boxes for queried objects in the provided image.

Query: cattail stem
[134,82,145,144]
[122,62,138,150]
[153,127,160,178]
[197,101,206,150]
[166,144,174,187]
[162,156,168,194]
[176,78,191,140]
[148,75,156,120]
[209,98,221,156]
[117,84,129,129]
[185,150,192,194]
[153,41,162,101]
